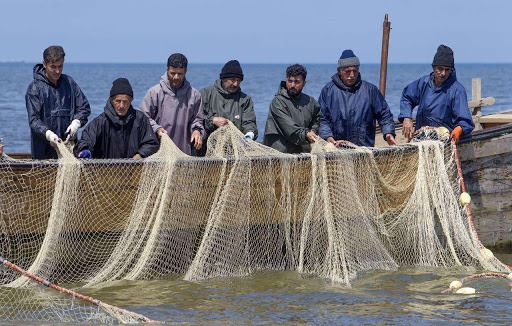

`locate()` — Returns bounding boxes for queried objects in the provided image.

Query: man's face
[167,66,186,88]
[111,94,132,117]
[285,75,306,97]
[338,66,359,87]
[221,78,242,94]
[43,58,64,85]
[433,65,452,86]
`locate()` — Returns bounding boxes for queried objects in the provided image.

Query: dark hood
[33,64,53,85]
[103,100,136,127]
[214,79,242,97]
[331,73,362,92]
[429,68,457,90]
[276,80,303,100]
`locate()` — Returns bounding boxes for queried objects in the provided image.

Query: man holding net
[139,53,205,155]
[199,59,258,155]
[74,78,159,159]
[399,45,475,143]
[25,45,91,159]
[263,64,321,153]
[318,50,397,147]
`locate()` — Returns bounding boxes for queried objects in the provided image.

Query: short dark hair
[43,45,65,63]
[286,64,307,80]
[167,53,188,69]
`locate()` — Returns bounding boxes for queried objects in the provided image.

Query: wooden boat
[2,82,511,249]
[375,79,512,249]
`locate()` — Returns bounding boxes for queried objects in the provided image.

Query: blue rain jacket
[25,64,91,159]
[398,70,474,136]
[318,74,395,147]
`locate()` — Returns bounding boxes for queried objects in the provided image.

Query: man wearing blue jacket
[399,45,474,143]
[319,50,397,147]
[25,45,91,159]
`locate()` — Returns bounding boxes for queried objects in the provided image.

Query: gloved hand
[244,131,255,140]
[45,130,61,144]
[78,150,92,159]
[450,126,463,143]
[65,119,81,140]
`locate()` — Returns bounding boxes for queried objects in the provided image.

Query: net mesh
[0,123,509,323]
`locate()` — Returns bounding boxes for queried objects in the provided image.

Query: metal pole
[379,14,391,97]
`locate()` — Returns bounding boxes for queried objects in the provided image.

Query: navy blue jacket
[398,71,474,136]
[318,74,395,147]
[75,101,159,159]
[25,64,91,159]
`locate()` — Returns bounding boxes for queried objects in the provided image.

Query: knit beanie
[110,78,133,98]
[337,50,360,68]
[432,45,454,68]
[220,60,244,80]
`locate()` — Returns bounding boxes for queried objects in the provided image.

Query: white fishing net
[0,122,509,323]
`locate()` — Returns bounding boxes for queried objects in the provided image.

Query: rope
[0,256,160,324]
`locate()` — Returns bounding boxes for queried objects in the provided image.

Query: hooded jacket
[318,73,395,147]
[200,79,258,138]
[25,64,91,159]
[263,81,321,153]
[75,101,159,159]
[398,70,474,137]
[139,75,205,155]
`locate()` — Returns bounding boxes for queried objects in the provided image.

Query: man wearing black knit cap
[199,59,258,155]
[75,78,159,159]
[399,44,475,143]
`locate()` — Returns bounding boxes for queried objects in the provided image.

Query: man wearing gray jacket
[139,53,205,155]
[263,64,321,154]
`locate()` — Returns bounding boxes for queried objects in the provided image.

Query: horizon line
[1,61,512,65]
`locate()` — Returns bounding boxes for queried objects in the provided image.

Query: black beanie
[432,45,454,68]
[219,60,244,80]
[110,78,133,98]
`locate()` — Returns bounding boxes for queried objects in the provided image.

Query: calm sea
[1,63,512,324]
[1,62,512,153]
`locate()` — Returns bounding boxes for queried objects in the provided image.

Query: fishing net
[0,122,509,323]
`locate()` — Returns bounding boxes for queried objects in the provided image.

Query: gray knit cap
[337,49,360,68]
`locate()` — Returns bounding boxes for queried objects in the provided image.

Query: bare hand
[133,153,142,159]
[402,118,414,142]
[213,117,229,127]
[385,134,398,145]
[306,130,318,143]
[156,127,167,138]
[190,130,203,150]
[0,138,4,156]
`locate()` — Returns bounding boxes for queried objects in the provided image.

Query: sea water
[1,63,511,324]
[1,62,512,152]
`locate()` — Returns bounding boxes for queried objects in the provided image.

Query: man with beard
[399,45,474,143]
[263,64,321,153]
[74,78,159,159]
[139,53,205,155]
[199,59,258,155]
[318,50,397,147]
[25,45,91,159]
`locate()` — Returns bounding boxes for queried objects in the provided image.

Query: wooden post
[472,78,483,130]
[379,14,391,97]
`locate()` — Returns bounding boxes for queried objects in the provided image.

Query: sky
[1,0,511,64]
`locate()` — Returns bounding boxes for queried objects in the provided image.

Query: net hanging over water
[0,123,510,323]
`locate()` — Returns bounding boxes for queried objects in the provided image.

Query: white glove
[244,131,255,140]
[65,119,81,139]
[45,130,61,144]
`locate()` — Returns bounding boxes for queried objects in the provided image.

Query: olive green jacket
[263,81,321,153]
[200,79,258,139]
